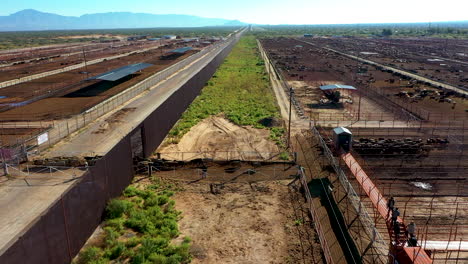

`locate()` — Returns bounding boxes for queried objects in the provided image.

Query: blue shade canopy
[87,63,153,81]
[320,84,356,90]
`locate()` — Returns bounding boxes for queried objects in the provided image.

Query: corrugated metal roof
[320,84,356,90]
[169,47,193,54]
[87,63,152,82]
[333,127,352,135]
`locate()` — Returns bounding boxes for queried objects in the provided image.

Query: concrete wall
[0,34,238,264]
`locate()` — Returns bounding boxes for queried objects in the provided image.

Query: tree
[382,29,393,36]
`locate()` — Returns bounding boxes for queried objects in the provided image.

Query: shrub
[148,253,167,264]
[183,236,192,244]
[139,236,169,258]
[108,242,126,260]
[123,186,140,197]
[106,218,125,233]
[131,253,146,264]
[106,199,132,219]
[125,210,154,234]
[103,226,120,246]
[279,152,290,160]
[78,247,103,264]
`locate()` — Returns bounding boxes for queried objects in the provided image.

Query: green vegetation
[167,34,285,147]
[76,178,191,264]
[381,28,393,36]
[0,26,240,50]
[252,23,468,39]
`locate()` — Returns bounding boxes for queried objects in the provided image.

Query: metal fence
[296,166,335,264]
[0,28,247,264]
[257,39,308,120]
[0,43,168,89]
[310,126,388,263]
[0,32,242,162]
[157,151,284,161]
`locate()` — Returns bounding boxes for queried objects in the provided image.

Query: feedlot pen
[140,159,324,264]
[318,126,468,263]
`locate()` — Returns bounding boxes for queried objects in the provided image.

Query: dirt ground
[158,116,280,160]
[262,38,468,121]
[0,50,195,121]
[167,178,322,264]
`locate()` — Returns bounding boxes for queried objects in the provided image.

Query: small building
[147,38,161,41]
[304,34,314,38]
[332,127,352,152]
[162,35,177,40]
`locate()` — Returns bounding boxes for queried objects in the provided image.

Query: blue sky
[2,0,467,24]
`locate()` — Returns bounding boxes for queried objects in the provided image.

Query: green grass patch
[75,179,191,264]
[167,34,285,147]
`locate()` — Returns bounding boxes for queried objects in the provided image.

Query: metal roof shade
[169,47,193,54]
[87,63,153,82]
[333,126,352,135]
[320,84,357,90]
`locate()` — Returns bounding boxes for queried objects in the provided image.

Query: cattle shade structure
[169,47,193,54]
[319,84,357,91]
[87,63,153,82]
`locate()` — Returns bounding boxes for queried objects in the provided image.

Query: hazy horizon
[2,0,467,25]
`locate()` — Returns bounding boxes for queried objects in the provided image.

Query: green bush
[148,253,167,264]
[124,186,140,197]
[106,199,132,219]
[131,253,146,264]
[140,236,169,257]
[279,152,290,160]
[78,247,103,264]
[103,226,120,246]
[107,242,126,260]
[126,236,141,248]
[125,210,154,234]
[105,218,125,233]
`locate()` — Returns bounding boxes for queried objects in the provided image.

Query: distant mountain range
[0,9,247,31]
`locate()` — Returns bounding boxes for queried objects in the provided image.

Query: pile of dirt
[158,116,280,159]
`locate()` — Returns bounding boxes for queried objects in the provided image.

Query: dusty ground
[262,38,468,121]
[158,116,280,160]
[76,170,324,264]
[0,50,195,121]
[168,178,322,264]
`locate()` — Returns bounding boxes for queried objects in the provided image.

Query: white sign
[37,132,49,145]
